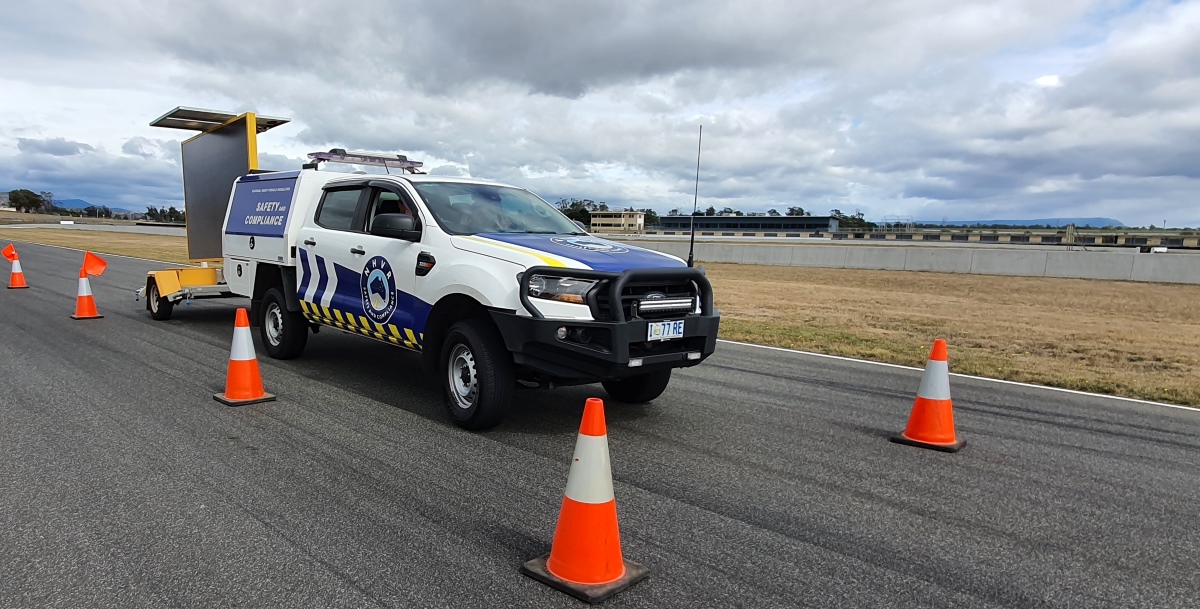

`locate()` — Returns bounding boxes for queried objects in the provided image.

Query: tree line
[5,188,184,222]
[144,206,186,223]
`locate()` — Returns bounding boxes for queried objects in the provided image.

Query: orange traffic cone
[8,258,29,289]
[214,308,276,406]
[69,268,103,319]
[2,244,28,288]
[521,397,648,603]
[890,339,965,452]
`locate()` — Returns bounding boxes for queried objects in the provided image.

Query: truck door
[295,185,370,328]
[354,184,423,347]
[296,183,424,350]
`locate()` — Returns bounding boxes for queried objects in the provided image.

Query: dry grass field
[0,228,193,265]
[2,228,1196,405]
[709,263,1200,406]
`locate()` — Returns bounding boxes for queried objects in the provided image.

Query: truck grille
[592,280,698,321]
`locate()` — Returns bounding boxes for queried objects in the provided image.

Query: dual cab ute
[144,146,720,429]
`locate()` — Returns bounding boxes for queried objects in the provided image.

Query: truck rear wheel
[602,370,673,403]
[148,282,173,321]
[259,287,307,359]
[441,318,513,430]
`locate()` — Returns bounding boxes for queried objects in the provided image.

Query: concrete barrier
[621,240,1200,283]
[792,246,849,268]
[744,245,795,266]
[701,244,746,264]
[970,250,1049,276]
[904,249,972,274]
[1045,251,1134,281]
[845,247,905,270]
[1131,254,1200,284]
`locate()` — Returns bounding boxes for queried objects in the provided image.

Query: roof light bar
[307,148,424,171]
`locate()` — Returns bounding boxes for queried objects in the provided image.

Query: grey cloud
[17,137,96,156]
[6,1,1200,227]
[1,142,182,210]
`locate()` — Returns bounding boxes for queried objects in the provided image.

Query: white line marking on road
[716,339,1200,414]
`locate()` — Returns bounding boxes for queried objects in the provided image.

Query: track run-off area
[2,241,1199,608]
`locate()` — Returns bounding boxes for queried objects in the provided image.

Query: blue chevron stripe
[314,254,329,303]
[297,248,312,299]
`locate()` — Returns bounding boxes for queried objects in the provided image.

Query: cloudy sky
[1,0,1197,226]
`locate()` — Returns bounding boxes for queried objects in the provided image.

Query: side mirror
[573,220,588,232]
[370,213,421,241]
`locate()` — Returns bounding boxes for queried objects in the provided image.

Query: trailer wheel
[259,287,307,359]
[602,370,673,403]
[148,282,173,321]
[441,318,514,430]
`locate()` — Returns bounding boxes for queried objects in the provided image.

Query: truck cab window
[367,190,413,231]
[316,188,363,231]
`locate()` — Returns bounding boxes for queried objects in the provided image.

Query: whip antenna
[687,125,703,267]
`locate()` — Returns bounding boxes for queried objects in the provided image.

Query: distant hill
[55,199,135,215]
[914,217,1125,228]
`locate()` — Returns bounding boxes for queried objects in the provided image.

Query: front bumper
[490,266,720,383]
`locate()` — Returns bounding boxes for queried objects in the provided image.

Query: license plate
[647,320,686,341]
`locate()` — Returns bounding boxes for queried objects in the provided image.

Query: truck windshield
[412,182,582,235]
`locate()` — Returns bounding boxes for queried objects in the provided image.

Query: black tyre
[602,369,673,403]
[148,282,173,321]
[441,318,514,430]
[259,287,308,359]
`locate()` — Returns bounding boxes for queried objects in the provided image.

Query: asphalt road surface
[2,241,1198,608]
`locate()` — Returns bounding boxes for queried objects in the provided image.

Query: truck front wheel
[602,370,673,403]
[259,287,307,359]
[441,318,514,430]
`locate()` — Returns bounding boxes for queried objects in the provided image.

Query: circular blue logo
[550,237,629,253]
[360,256,397,324]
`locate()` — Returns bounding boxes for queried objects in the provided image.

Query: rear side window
[317,188,362,230]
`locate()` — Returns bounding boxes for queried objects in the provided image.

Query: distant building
[589,210,646,234]
[657,214,839,234]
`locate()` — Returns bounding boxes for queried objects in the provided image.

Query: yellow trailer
[137,266,232,320]
[134,107,292,320]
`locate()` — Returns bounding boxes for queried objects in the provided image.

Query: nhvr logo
[360,256,397,324]
[550,237,629,254]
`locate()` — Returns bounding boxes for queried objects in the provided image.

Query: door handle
[350,246,366,255]
[303,238,317,246]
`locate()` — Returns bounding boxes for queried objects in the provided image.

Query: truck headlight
[521,274,597,305]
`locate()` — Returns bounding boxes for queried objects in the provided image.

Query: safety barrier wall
[621,241,1200,284]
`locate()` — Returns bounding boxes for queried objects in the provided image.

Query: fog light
[628,358,643,367]
[687,351,701,360]
[555,326,567,340]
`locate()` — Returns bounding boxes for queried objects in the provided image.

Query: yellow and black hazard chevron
[299,301,424,351]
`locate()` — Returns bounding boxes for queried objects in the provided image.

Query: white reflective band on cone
[917,360,951,401]
[12,259,22,273]
[563,433,615,504]
[77,277,92,297]
[229,326,257,361]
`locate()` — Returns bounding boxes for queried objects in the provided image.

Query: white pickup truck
[143,150,720,429]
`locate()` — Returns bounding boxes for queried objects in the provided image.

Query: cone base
[521,554,648,604]
[70,314,104,320]
[889,433,965,453]
[214,392,276,407]
[8,285,29,289]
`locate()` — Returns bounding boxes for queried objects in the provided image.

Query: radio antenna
[687,124,703,268]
